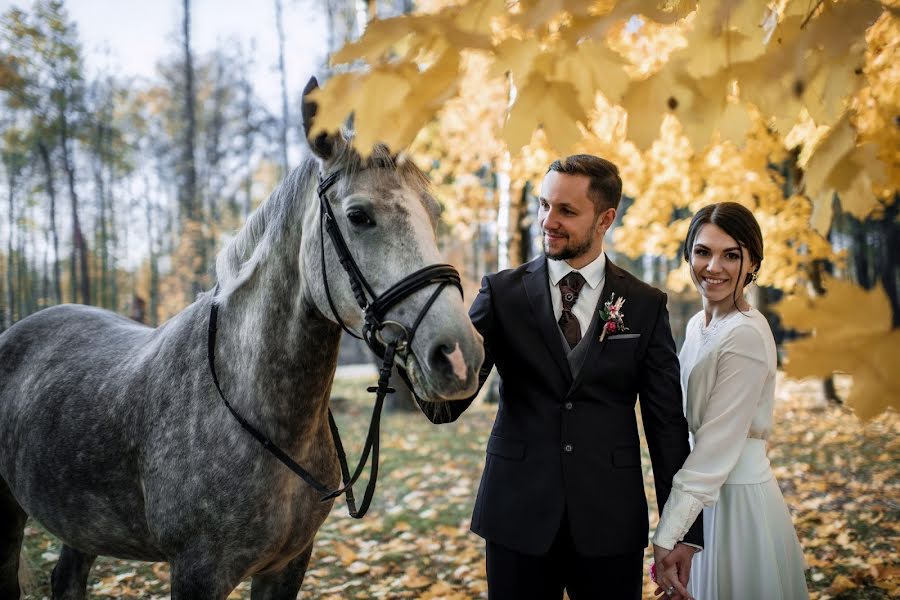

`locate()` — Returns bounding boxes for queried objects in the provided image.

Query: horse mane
[213,141,439,304]
[213,158,317,303]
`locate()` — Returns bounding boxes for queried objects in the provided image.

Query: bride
[651,202,809,599]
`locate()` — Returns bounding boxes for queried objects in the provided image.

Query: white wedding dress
[653,308,809,600]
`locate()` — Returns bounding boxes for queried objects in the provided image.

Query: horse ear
[302,76,342,161]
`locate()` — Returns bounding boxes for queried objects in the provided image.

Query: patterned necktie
[558,272,586,349]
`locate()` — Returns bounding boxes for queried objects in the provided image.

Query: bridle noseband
[208,167,463,518]
[317,170,462,356]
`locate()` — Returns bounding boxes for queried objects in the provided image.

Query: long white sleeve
[653,323,770,550]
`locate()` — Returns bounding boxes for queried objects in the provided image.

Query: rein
[207,168,462,519]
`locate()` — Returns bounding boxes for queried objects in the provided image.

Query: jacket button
[564,402,573,410]
[564,444,573,453]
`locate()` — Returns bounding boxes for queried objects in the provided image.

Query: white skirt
[688,476,809,600]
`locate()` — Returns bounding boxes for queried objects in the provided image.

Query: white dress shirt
[547,252,607,333]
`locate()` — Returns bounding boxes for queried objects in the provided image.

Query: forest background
[0,0,898,597]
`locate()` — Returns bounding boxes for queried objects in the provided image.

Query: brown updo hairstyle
[683,202,764,306]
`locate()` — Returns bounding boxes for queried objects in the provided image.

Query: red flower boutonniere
[598,293,628,342]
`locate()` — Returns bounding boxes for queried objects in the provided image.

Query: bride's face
[689,223,756,308]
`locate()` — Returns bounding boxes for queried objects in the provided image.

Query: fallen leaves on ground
[20,374,898,599]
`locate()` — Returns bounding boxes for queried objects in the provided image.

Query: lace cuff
[652,488,705,550]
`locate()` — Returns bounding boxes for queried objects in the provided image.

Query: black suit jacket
[418,255,702,556]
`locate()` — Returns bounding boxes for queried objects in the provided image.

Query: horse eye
[347,208,375,228]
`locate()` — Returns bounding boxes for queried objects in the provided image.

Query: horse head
[300,77,484,403]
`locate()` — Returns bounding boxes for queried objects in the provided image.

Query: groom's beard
[542,227,595,261]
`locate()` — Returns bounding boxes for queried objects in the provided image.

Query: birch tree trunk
[60,111,90,305]
[37,141,62,304]
[275,0,290,178]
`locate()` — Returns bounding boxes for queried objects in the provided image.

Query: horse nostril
[429,341,468,382]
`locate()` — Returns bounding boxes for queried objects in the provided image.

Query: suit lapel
[522,256,572,383]
[567,258,630,396]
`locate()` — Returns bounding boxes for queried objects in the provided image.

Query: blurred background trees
[0,0,896,418]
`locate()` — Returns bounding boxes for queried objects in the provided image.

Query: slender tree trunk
[180,0,198,223]
[60,113,90,305]
[94,122,108,308]
[37,142,63,304]
[852,220,871,289]
[27,204,38,314]
[109,166,118,312]
[517,182,534,266]
[16,236,26,318]
[205,55,227,265]
[147,196,159,327]
[142,172,160,326]
[42,230,49,308]
[180,0,205,298]
[878,198,900,327]
[275,0,290,178]
[6,170,15,325]
[242,60,254,219]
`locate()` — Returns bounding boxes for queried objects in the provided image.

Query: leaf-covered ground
[18,375,899,599]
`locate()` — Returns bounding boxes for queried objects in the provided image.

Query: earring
[751,270,759,284]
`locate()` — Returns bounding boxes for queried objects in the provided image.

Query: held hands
[652,543,698,600]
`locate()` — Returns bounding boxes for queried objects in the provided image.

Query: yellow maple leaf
[330,16,417,65]
[681,0,770,79]
[825,142,888,219]
[801,113,856,201]
[453,0,507,35]
[310,52,460,155]
[332,541,357,566]
[802,114,888,221]
[620,58,698,150]
[553,39,630,108]
[490,38,542,82]
[511,0,565,30]
[830,574,858,593]
[504,73,587,155]
[776,277,900,421]
[401,565,433,589]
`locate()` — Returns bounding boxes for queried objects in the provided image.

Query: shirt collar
[547,252,606,289]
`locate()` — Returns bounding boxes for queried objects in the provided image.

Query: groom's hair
[547,155,622,214]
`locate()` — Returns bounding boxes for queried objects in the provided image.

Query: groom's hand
[652,544,696,600]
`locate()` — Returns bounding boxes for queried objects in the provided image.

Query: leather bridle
[208,167,462,518]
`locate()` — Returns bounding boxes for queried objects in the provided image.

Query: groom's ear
[597,206,617,232]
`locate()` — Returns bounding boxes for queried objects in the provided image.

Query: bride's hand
[652,544,693,600]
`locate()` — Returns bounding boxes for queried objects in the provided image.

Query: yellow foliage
[409,51,507,229]
[777,276,900,421]
[317,0,896,420]
[613,113,836,292]
[317,0,891,240]
[852,10,900,204]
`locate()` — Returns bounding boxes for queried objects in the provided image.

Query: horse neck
[214,187,343,450]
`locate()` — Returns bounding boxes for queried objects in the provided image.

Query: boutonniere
[598,293,628,342]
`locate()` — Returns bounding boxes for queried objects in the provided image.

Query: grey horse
[0,79,484,599]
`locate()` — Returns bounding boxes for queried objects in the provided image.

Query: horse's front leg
[50,545,96,600]
[169,553,243,600]
[250,545,314,600]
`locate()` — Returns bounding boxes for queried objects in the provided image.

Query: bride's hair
[683,202,764,306]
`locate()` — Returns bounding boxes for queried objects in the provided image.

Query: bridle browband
[208,166,463,518]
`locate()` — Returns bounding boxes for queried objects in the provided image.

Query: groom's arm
[637,291,703,548]
[415,275,496,424]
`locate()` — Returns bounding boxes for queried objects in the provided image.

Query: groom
[417,155,702,598]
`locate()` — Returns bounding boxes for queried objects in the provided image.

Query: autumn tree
[309,0,899,419]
